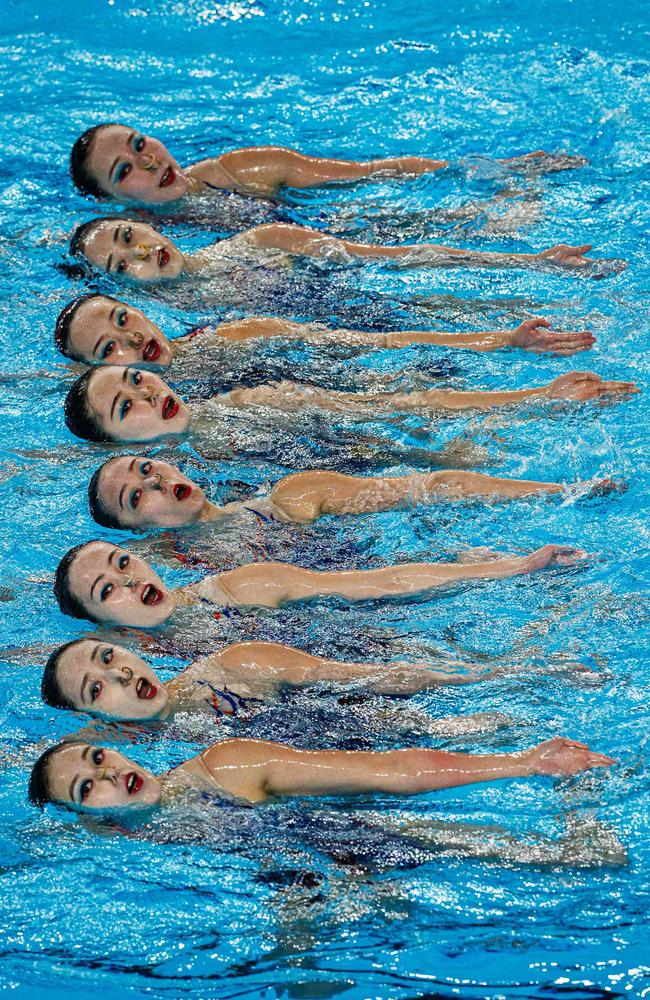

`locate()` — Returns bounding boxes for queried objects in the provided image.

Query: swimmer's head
[70,123,188,204]
[70,218,184,283]
[54,540,177,627]
[64,366,191,443]
[55,295,173,367]
[42,639,170,722]
[29,741,161,815]
[89,456,206,530]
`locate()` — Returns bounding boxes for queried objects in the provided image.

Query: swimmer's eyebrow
[109,156,120,182]
[90,574,105,602]
[118,484,127,510]
[113,227,120,244]
[107,548,120,566]
[129,458,136,471]
[91,645,100,661]
[93,334,104,356]
[80,672,90,704]
[106,254,114,273]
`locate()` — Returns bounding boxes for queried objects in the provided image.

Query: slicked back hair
[70,123,119,198]
[64,368,113,443]
[54,294,113,360]
[88,460,125,530]
[28,741,72,808]
[54,541,101,622]
[41,640,86,710]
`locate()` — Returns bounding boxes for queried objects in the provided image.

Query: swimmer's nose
[143,473,164,491]
[122,572,136,589]
[142,384,157,405]
[139,152,159,173]
[128,331,144,348]
[108,664,133,685]
[134,244,151,261]
[97,766,117,784]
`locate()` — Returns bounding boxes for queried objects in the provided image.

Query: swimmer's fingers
[537,243,593,268]
[528,737,616,775]
[539,331,596,355]
[594,380,641,397]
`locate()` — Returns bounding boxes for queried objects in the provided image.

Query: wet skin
[85,366,191,442]
[67,296,173,367]
[55,639,169,721]
[64,540,176,627]
[85,124,189,204]
[78,219,185,282]
[96,455,206,528]
[47,743,161,813]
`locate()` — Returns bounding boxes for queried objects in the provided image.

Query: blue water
[1,0,649,997]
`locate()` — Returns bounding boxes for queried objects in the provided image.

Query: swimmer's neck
[197,498,242,522]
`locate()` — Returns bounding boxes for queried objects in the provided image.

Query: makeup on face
[67,296,173,367]
[96,456,206,528]
[87,124,189,205]
[67,540,177,627]
[80,220,185,282]
[56,639,170,721]
[88,366,191,442]
[47,743,161,813]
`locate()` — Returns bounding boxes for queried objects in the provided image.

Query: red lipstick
[173,484,191,501]
[162,396,179,420]
[143,338,161,362]
[141,583,163,606]
[158,247,170,269]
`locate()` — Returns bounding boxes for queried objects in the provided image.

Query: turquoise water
[1,0,649,997]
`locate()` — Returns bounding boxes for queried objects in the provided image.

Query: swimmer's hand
[544,371,640,401]
[523,544,589,571]
[509,318,595,356]
[523,737,615,777]
[537,243,594,268]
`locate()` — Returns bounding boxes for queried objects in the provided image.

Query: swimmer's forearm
[263,745,538,798]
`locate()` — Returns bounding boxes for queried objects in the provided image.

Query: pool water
[0,0,649,997]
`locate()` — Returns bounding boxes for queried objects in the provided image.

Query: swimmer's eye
[101,647,114,665]
[119,399,132,420]
[92,748,105,766]
[89,681,102,703]
[118,554,130,571]
[116,260,128,275]
[139,460,152,476]
[130,370,142,386]
[115,309,128,328]
[80,779,92,802]
[100,583,114,602]
[132,134,145,153]
[115,163,132,184]
[123,227,132,245]
[130,489,142,510]
[100,341,116,360]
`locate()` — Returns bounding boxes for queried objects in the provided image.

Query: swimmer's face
[97,456,206,529]
[67,296,173,367]
[55,640,169,721]
[87,367,191,442]
[79,220,184,283]
[67,541,176,627]
[87,124,188,204]
[47,744,161,814]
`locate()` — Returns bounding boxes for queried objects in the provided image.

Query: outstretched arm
[199,315,594,357]
[194,736,614,803]
[189,543,586,608]
[245,223,623,275]
[207,640,492,695]
[188,146,449,197]
[269,469,567,524]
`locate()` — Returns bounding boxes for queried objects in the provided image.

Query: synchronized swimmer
[87,456,613,531]
[62,365,639,446]
[70,123,587,206]
[54,294,596,365]
[53,539,588,628]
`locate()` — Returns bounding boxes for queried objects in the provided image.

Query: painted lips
[125,771,143,795]
[172,483,191,501]
[157,247,170,269]
[142,338,161,362]
[159,165,175,188]
[162,395,179,420]
[136,677,158,700]
[141,583,163,606]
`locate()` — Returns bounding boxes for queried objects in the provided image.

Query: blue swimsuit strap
[196,679,264,719]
